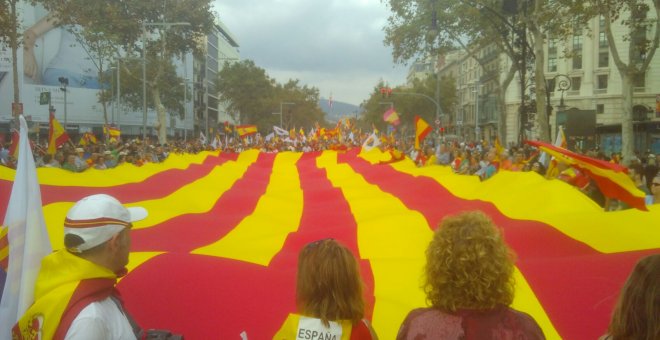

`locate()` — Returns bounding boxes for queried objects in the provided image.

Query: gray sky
[212,0,409,106]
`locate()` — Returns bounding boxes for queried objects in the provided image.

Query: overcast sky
[212,0,409,107]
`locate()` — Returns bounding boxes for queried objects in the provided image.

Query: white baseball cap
[64,194,147,252]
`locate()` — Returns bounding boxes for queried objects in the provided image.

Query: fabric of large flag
[235,125,258,138]
[47,112,70,155]
[414,115,431,150]
[0,148,658,339]
[382,108,400,126]
[0,115,52,340]
[526,140,647,211]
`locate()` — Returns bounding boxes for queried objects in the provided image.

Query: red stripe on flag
[130,153,276,253]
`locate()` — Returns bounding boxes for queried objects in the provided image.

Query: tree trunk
[620,72,634,164]
[151,86,168,144]
[499,63,518,144]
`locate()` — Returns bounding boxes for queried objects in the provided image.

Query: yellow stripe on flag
[317,151,432,339]
[389,156,660,254]
[511,267,561,339]
[192,152,304,266]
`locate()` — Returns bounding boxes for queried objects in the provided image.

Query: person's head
[425,211,515,312]
[652,175,660,201]
[66,154,76,165]
[63,194,147,273]
[608,254,660,340]
[296,239,365,325]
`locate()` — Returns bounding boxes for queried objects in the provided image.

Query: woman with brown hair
[274,239,377,340]
[601,254,660,340]
[397,211,544,339]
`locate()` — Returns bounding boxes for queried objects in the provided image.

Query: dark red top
[397,305,545,340]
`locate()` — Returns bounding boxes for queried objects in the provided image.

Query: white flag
[199,131,207,145]
[0,115,51,339]
[361,132,381,152]
[273,126,288,137]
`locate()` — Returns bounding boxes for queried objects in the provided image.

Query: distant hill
[319,98,362,123]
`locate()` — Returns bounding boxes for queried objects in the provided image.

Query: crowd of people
[1,130,659,207]
[11,194,658,339]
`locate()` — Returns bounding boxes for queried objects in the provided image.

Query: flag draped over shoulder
[47,112,70,155]
[236,125,258,138]
[383,108,400,126]
[0,115,52,339]
[525,140,647,211]
[414,115,431,150]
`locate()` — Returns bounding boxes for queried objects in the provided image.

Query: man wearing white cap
[13,194,147,340]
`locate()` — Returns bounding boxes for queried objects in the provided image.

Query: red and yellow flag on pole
[414,115,431,150]
[47,111,70,155]
[526,139,647,210]
[235,125,258,138]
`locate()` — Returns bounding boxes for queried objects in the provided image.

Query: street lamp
[58,77,68,126]
[546,74,571,139]
[141,21,190,141]
[275,102,295,128]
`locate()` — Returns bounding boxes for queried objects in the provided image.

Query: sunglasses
[653,183,660,187]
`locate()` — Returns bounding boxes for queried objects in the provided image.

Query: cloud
[213,0,408,106]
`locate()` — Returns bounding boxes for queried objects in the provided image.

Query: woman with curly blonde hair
[397,211,544,339]
[274,239,378,340]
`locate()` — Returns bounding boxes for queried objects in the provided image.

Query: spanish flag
[235,125,258,138]
[526,140,647,210]
[383,108,400,126]
[414,115,431,150]
[47,111,70,155]
[7,129,19,159]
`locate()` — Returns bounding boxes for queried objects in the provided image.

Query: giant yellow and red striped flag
[47,112,70,155]
[235,125,258,138]
[1,149,658,339]
[414,115,431,149]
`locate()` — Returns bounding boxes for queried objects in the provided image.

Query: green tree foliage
[36,0,215,143]
[0,0,21,105]
[216,60,326,132]
[360,75,456,136]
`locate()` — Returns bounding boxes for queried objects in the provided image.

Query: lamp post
[141,21,190,141]
[58,77,68,127]
[546,74,571,139]
[275,102,295,128]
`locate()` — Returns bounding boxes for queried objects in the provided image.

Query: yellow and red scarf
[12,249,117,340]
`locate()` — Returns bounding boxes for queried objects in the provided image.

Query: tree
[0,0,21,110]
[216,60,276,125]
[563,0,660,164]
[37,0,216,143]
[384,0,577,144]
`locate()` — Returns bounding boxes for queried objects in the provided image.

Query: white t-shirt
[65,297,136,340]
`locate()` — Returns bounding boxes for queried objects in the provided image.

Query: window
[573,54,582,70]
[570,77,581,91]
[597,75,608,90]
[548,56,557,72]
[633,72,645,88]
[599,32,608,48]
[599,51,609,67]
[572,35,583,70]
[597,104,605,114]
